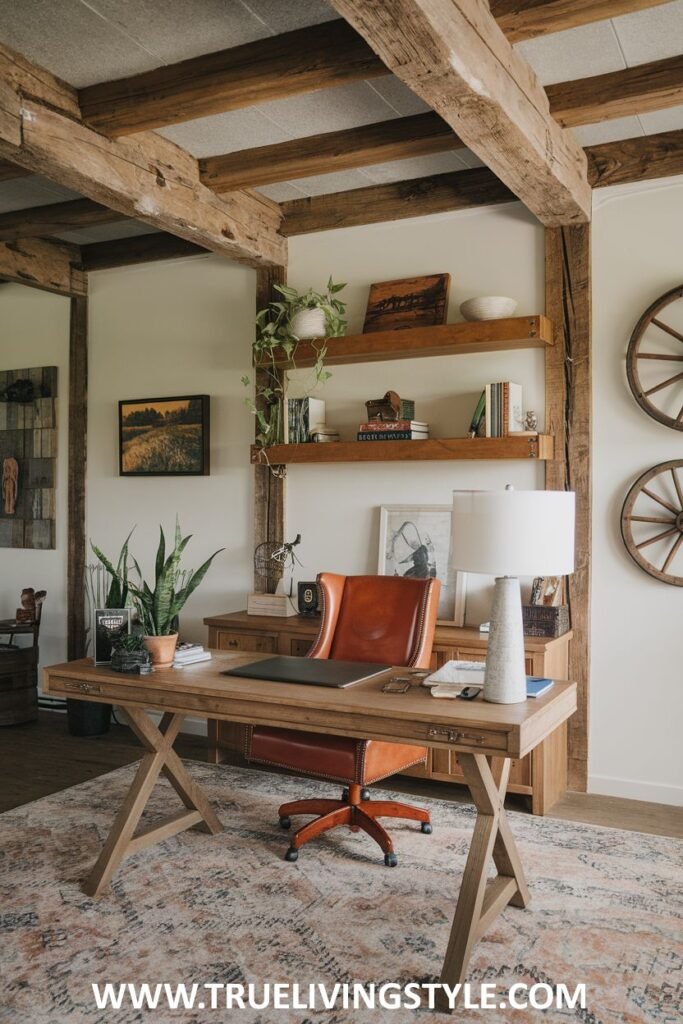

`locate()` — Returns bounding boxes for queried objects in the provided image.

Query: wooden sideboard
[204,610,572,815]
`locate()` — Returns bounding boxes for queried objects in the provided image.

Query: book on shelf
[359,420,428,432]
[286,397,326,444]
[357,429,429,441]
[484,382,523,437]
[468,391,486,438]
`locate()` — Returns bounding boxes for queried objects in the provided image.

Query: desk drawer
[59,678,105,697]
[426,725,509,752]
[216,631,276,654]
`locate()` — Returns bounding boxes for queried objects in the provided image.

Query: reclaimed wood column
[67,293,88,660]
[253,266,287,593]
[545,225,592,792]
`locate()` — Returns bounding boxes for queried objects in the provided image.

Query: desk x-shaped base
[83,709,223,898]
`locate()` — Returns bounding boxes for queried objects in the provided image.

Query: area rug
[0,762,680,1024]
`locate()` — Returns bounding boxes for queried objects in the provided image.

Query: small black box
[297,581,320,616]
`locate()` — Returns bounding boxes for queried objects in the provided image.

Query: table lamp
[451,486,575,703]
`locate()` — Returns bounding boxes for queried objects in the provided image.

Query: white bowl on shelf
[459,296,518,321]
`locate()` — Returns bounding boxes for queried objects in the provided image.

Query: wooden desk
[43,653,576,999]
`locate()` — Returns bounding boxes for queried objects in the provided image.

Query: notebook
[222,656,392,689]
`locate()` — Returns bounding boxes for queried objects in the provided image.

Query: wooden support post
[545,226,592,792]
[253,266,287,593]
[67,294,88,661]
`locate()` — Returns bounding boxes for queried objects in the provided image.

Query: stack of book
[357,420,429,441]
[173,642,212,668]
[287,397,326,443]
[468,382,524,438]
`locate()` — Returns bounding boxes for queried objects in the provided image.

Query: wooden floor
[1,711,681,839]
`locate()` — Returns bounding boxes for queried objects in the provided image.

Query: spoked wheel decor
[621,460,683,586]
[626,285,683,430]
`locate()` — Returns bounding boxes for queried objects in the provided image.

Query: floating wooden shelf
[257,315,554,369]
[251,435,554,465]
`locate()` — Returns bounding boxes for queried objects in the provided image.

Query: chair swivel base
[278,783,431,866]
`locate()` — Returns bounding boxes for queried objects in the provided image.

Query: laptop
[222,656,392,689]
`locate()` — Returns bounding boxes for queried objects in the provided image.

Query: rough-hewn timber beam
[0,43,286,268]
[549,55,683,128]
[329,0,590,226]
[0,198,127,242]
[491,0,672,44]
[67,294,88,661]
[80,232,207,272]
[0,237,86,295]
[588,129,683,188]
[200,113,459,193]
[79,21,384,137]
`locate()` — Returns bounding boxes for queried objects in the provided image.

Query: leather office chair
[246,572,441,866]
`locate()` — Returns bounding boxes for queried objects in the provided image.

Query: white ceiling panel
[55,221,157,245]
[572,116,645,147]
[361,151,471,185]
[367,78,431,116]
[159,108,290,157]
[254,82,397,135]
[257,182,309,202]
[515,21,626,86]
[284,168,378,196]
[611,1,683,65]
[0,177,80,214]
[245,0,336,32]
[456,149,485,169]
[639,102,683,134]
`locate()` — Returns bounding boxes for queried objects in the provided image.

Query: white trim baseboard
[589,773,683,808]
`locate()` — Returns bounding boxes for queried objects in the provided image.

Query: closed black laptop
[222,656,392,689]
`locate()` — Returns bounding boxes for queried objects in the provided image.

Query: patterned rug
[0,762,681,1024]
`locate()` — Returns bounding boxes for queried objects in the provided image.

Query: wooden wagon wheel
[621,460,683,586]
[626,285,683,430]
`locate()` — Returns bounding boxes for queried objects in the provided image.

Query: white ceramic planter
[290,307,326,340]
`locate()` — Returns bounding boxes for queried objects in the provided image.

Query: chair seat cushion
[248,727,427,785]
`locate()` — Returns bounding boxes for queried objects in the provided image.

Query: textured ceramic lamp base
[484,576,526,704]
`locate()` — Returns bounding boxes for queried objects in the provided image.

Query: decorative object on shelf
[311,428,340,443]
[460,296,518,321]
[248,534,303,617]
[529,576,562,606]
[378,505,466,626]
[620,459,683,586]
[451,487,575,703]
[15,588,46,624]
[0,366,57,550]
[2,457,18,515]
[246,278,346,452]
[626,284,683,431]
[297,580,321,616]
[522,604,570,638]
[110,633,152,674]
[93,608,131,666]
[363,274,450,333]
[119,395,210,476]
[287,397,326,443]
[365,390,415,422]
[524,410,539,432]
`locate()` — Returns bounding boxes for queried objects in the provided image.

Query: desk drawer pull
[429,727,463,743]
[67,681,102,695]
[428,726,504,749]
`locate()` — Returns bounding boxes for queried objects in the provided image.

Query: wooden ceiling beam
[0,198,127,242]
[0,237,86,295]
[329,0,590,226]
[0,43,287,267]
[587,128,683,188]
[490,1,673,44]
[0,158,30,183]
[549,55,683,128]
[79,232,207,272]
[79,21,384,137]
[201,112,459,193]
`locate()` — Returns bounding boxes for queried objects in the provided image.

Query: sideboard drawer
[289,637,313,657]
[216,631,277,654]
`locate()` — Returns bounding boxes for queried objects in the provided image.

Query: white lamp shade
[451,488,575,577]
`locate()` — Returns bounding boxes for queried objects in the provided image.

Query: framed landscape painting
[119,395,209,476]
[377,504,466,625]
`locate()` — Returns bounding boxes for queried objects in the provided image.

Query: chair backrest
[308,573,440,670]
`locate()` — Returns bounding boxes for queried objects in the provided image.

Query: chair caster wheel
[421,822,433,834]
[361,788,371,801]
[284,847,299,862]
[384,852,398,867]
[341,788,349,802]
[279,816,291,830]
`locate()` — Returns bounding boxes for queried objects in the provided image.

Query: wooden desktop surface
[43,653,576,760]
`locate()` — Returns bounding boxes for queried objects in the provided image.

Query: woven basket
[522,604,570,638]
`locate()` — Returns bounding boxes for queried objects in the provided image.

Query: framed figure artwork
[378,504,466,625]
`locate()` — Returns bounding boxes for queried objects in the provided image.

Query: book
[173,651,212,667]
[287,397,326,443]
[526,677,554,698]
[468,391,485,438]
[359,420,428,432]
[174,647,207,662]
[357,430,429,441]
[484,382,523,437]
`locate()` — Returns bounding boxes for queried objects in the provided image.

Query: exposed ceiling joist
[79,21,384,137]
[80,232,207,272]
[0,237,86,295]
[200,112,459,193]
[0,198,126,242]
[0,158,29,183]
[329,0,590,226]
[587,128,683,188]
[490,0,673,44]
[0,43,287,268]
[549,55,683,128]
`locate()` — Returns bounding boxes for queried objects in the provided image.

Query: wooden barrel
[0,645,38,726]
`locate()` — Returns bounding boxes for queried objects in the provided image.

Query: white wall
[0,285,70,670]
[590,178,683,806]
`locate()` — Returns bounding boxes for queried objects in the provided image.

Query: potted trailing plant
[243,278,346,450]
[124,520,223,669]
[110,633,152,674]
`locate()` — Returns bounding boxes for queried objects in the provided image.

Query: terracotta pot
[143,633,178,670]
[290,307,326,340]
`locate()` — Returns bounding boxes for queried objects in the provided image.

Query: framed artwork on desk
[377,504,466,626]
